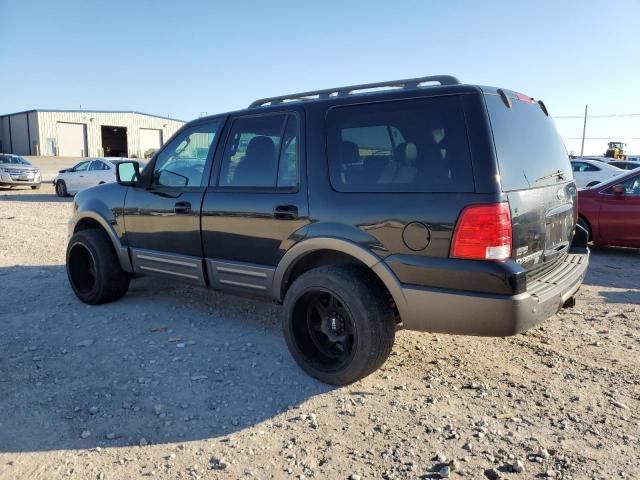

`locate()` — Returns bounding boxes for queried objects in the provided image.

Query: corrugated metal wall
[0,116,10,154]
[36,111,185,157]
[0,112,39,155]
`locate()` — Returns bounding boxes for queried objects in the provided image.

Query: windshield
[485,93,572,191]
[585,170,633,189]
[0,154,30,165]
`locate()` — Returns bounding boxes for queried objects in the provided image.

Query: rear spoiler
[496,89,549,116]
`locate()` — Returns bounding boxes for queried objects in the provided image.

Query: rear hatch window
[485,94,572,191]
[485,93,576,273]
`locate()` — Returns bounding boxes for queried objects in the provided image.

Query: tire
[55,180,68,197]
[66,229,130,305]
[578,217,592,243]
[31,185,40,190]
[283,265,395,385]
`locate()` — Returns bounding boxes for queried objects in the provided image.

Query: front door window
[152,122,221,188]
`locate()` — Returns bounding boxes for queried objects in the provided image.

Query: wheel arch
[273,238,407,324]
[577,213,593,242]
[72,211,133,272]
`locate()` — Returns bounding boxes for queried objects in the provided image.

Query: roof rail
[249,75,461,108]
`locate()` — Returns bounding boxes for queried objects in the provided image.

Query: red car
[578,169,640,248]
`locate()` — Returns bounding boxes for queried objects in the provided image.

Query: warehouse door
[139,128,162,158]
[101,126,128,157]
[57,122,87,157]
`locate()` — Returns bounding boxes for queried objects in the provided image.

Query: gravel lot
[1,166,639,480]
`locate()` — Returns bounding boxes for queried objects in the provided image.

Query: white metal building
[0,110,185,158]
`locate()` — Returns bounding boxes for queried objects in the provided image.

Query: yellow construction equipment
[605,142,627,160]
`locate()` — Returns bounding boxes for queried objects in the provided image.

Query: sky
[1,0,639,155]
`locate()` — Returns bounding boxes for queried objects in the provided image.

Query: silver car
[0,154,42,189]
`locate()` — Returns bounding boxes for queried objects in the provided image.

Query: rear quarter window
[485,94,572,191]
[326,96,474,193]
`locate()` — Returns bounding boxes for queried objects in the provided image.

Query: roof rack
[249,75,461,108]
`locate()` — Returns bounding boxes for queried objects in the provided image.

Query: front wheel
[66,229,130,304]
[577,217,592,243]
[55,180,68,197]
[283,265,396,385]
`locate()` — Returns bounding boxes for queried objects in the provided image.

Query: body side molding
[130,248,206,285]
[206,259,275,296]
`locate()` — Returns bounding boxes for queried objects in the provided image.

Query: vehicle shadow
[0,191,72,203]
[598,289,640,304]
[0,264,333,453]
[583,246,640,290]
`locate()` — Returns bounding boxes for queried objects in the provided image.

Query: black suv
[66,75,589,385]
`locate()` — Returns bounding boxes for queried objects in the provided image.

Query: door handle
[174,201,192,214]
[273,205,298,220]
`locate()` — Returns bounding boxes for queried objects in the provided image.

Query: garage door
[139,128,162,156]
[57,122,86,157]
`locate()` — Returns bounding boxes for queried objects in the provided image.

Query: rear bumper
[400,252,589,336]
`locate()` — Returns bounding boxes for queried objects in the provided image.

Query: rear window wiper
[536,169,566,183]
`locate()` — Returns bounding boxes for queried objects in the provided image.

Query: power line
[554,113,640,119]
[565,137,640,140]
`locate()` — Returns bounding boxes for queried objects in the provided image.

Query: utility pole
[580,105,588,156]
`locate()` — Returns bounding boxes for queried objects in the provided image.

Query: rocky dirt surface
[0,184,639,480]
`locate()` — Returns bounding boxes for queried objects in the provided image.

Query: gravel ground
[0,182,639,480]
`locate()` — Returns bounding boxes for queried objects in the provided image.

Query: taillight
[450,203,512,261]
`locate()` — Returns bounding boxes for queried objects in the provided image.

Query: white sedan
[53,158,134,196]
[570,158,624,188]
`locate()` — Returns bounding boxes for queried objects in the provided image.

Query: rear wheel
[66,229,130,304]
[55,180,68,197]
[283,265,395,385]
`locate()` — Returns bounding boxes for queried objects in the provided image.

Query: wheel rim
[68,243,97,295]
[291,290,356,372]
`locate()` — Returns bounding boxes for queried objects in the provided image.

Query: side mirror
[611,184,625,195]
[116,161,140,186]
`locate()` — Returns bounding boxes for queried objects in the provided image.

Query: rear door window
[326,96,474,193]
[485,94,572,191]
[218,113,298,189]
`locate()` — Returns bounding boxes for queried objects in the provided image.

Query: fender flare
[72,211,133,272]
[272,237,408,319]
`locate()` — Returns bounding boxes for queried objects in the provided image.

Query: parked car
[572,156,607,163]
[65,75,589,385]
[578,169,640,248]
[0,154,41,189]
[53,157,137,196]
[571,158,623,188]
[606,160,640,171]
